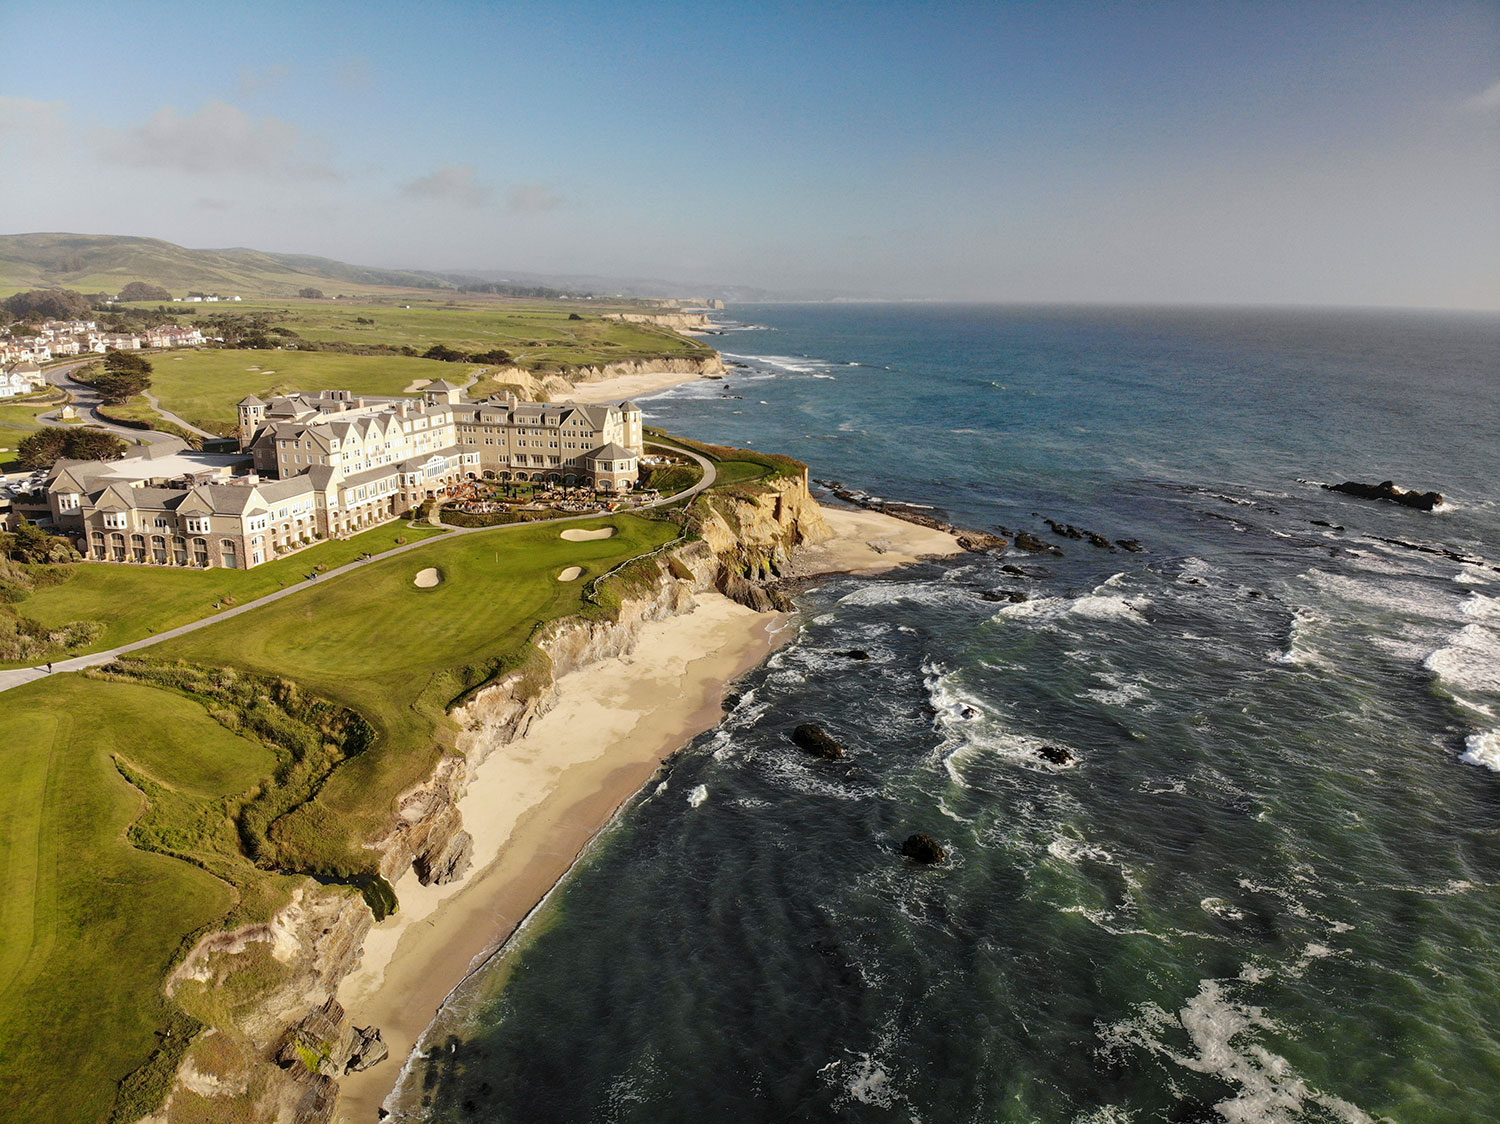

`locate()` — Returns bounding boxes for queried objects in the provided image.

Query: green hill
[0,233,462,298]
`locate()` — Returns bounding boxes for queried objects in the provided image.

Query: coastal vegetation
[0,512,681,1123]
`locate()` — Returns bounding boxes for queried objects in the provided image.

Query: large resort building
[36,381,644,569]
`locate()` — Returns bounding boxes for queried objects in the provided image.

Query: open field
[145,349,482,434]
[0,392,68,469]
[3,522,448,668]
[0,675,281,1124]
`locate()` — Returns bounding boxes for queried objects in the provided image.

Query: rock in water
[839,649,872,660]
[791,723,847,759]
[1014,531,1056,553]
[1037,745,1075,766]
[1324,479,1443,511]
[901,833,948,863]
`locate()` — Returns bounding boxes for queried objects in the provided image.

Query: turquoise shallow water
[394,305,1500,1123]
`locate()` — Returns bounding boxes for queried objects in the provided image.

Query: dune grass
[0,676,284,1124]
[2,522,447,669]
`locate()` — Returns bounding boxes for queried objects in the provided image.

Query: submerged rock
[1115,539,1145,552]
[1324,479,1443,512]
[901,833,948,864]
[839,649,871,660]
[1000,563,1033,577]
[791,723,847,759]
[1014,531,1056,554]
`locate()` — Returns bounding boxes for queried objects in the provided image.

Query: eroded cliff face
[600,311,715,331]
[487,354,726,400]
[139,472,825,1124]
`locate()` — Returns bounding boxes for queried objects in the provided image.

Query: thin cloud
[1462,79,1500,112]
[402,164,493,207]
[0,96,68,140]
[507,183,565,214]
[194,197,234,211]
[99,100,341,180]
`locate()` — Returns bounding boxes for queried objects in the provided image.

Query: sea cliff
[138,474,829,1124]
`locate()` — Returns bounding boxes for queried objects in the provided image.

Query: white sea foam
[1461,730,1500,772]
[994,592,1151,624]
[925,661,1080,784]
[1048,835,1115,866]
[1201,896,1246,921]
[1424,623,1500,696]
[1456,563,1497,586]
[686,784,708,808]
[1100,978,1375,1124]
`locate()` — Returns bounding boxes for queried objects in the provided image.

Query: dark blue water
[395,305,1500,1123]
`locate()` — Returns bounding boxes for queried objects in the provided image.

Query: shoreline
[335,509,963,1121]
[563,367,711,403]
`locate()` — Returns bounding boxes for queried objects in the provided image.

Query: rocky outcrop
[696,471,832,612]
[481,355,727,400]
[792,723,847,760]
[901,834,948,864]
[1324,479,1443,512]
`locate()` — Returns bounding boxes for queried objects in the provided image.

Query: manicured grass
[147,349,482,434]
[169,297,715,373]
[0,394,65,469]
[4,522,447,668]
[155,513,679,872]
[0,675,276,1124]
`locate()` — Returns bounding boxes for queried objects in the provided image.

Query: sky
[1,1,1497,307]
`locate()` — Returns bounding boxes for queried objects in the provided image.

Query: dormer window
[102,512,127,529]
[185,516,211,534]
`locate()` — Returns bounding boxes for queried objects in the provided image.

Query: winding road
[0,445,715,694]
[40,359,183,444]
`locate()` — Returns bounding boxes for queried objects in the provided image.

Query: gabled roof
[587,442,636,461]
[238,394,265,406]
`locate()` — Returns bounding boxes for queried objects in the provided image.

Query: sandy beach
[563,367,712,403]
[336,593,786,1120]
[334,507,964,1121]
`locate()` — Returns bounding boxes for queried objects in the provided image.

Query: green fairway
[155,513,678,871]
[0,394,66,469]
[146,349,481,434]
[0,675,279,1124]
[4,522,447,668]
[163,296,714,369]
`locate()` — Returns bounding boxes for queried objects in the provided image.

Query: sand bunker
[557,566,583,582]
[413,567,443,588]
[560,527,617,542]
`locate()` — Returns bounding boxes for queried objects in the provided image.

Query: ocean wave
[1098,977,1375,1124]
[1424,622,1500,697]
[1460,729,1500,772]
[993,591,1152,625]
[686,784,708,808]
[1456,563,1497,586]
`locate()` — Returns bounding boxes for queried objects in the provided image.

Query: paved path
[41,360,180,445]
[142,390,219,439]
[0,449,714,694]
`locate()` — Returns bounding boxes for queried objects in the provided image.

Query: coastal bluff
[138,471,828,1124]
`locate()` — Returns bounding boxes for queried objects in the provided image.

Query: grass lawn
[155,513,679,872]
[166,297,714,371]
[3,522,448,668]
[0,675,284,1124]
[0,394,65,470]
[147,349,482,434]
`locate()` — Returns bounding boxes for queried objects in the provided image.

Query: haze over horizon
[1,1,1497,309]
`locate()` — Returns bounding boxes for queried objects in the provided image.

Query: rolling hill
[0,233,463,298]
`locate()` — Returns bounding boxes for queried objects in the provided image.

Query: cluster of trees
[457,281,582,300]
[16,427,128,470]
[2,288,93,321]
[0,518,80,565]
[194,311,286,349]
[80,351,154,404]
[298,287,326,299]
[422,343,513,365]
[117,281,171,302]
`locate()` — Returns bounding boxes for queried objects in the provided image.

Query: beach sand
[563,368,711,403]
[797,503,966,574]
[336,593,786,1120]
[334,507,966,1120]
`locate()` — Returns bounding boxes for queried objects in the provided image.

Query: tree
[3,289,91,321]
[16,427,127,469]
[470,348,512,365]
[422,343,467,363]
[118,281,171,302]
[298,287,326,299]
[0,518,78,564]
[104,350,153,376]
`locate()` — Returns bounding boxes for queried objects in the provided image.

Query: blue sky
[1,1,1496,306]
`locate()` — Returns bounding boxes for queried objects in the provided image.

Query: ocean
[393,304,1500,1122]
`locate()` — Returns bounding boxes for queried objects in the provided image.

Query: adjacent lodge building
[33,380,644,569]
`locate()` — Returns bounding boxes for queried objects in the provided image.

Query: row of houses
[26,380,646,569]
[0,320,206,365]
